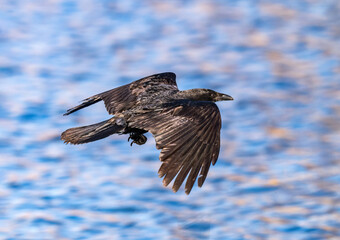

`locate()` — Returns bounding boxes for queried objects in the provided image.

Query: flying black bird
[61,72,233,194]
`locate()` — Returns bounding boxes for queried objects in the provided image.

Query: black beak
[217,94,234,101]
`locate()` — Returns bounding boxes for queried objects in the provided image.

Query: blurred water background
[1,0,340,239]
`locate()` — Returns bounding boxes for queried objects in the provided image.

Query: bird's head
[182,89,234,102]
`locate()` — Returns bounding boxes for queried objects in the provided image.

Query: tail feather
[61,118,124,144]
[63,95,102,116]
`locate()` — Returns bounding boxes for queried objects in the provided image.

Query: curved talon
[128,133,147,146]
[137,135,147,145]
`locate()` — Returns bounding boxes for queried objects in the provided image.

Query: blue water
[1,1,340,239]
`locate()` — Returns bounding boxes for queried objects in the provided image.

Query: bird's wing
[100,72,178,114]
[64,72,178,116]
[128,100,221,194]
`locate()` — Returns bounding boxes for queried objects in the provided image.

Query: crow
[61,72,233,194]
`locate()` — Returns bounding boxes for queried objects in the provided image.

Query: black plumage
[61,72,233,194]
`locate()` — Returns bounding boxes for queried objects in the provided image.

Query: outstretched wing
[128,100,221,194]
[64,72,178,116]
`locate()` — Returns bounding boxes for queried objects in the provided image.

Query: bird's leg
[128,132,147,146]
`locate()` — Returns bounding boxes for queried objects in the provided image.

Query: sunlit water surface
[0,1,340,239]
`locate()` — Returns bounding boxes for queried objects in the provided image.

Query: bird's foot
[128,132,147,146]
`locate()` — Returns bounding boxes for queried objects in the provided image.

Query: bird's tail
[61,118,125,144]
